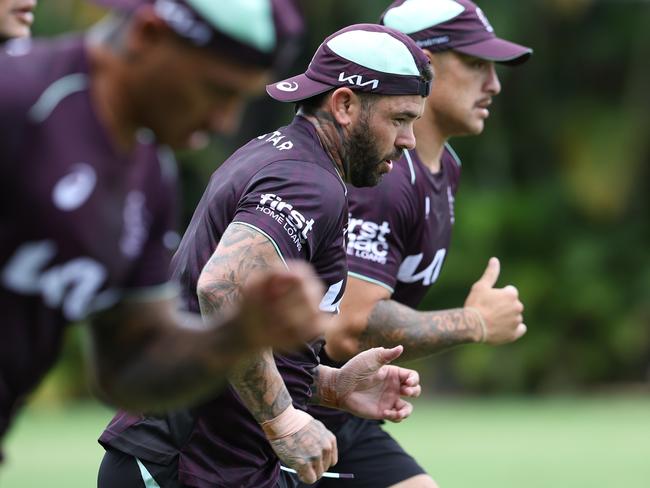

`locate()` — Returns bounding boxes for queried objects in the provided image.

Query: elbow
[325,314,366,363]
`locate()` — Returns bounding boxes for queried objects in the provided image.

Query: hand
[319,346,421,422]
[464,257,527,345]
[238,261,327,350]
[265,407,338,484]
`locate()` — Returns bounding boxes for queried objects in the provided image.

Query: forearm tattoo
[362,300,483,361]
[230,349,293,422]
[199,223,293,422]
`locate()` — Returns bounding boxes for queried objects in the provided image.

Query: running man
[304,1,533,487]
[0,0,321,452]
[97,23,433,488]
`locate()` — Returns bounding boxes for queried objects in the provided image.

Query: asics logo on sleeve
[52,163,97,211]
[257,194,315,250]
[346,217,391,264]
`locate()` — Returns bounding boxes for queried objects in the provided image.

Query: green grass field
[1,396,649,487]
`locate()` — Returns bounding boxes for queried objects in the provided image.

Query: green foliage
[27,0,650,397]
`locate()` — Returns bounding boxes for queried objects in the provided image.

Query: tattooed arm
[199,223,337,484]
[87,226,324,412]
[326,258,526,363]
[196,222,294,422]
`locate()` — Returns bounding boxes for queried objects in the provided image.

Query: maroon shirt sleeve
[232,160,346,264]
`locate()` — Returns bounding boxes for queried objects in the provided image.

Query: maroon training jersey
[346,145,461,307]
[0,37,178,441]
[310,145,462,431]
[100,116,348,488]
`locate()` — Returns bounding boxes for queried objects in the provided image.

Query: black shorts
[98,446,298,488]
[297,417,426,488]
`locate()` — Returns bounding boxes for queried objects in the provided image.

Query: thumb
[374,345,403,365]
[514,323,527,340]
[475,257,500,288]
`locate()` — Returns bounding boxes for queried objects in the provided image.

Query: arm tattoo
[198,223,278,317]
[230,349,293,422]
[362,300,483,362]
[198,223,293,422]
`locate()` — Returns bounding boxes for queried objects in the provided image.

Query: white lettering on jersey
[346,217,391,265]
[120,191,149,258]
[447,186,455,224]
[257,131,294,151]
[52,163,97,211]
[256,193,316,251]
[397,248,447,286]
[1,240,108,320]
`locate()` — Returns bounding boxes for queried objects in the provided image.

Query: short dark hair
[296,90,384,116]
[295,91,331,116]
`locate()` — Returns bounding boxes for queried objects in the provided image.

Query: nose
[485,64,501,96]
[397,123,417,151]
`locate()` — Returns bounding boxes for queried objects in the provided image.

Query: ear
[124,5,175,58]
[328,87,362,127]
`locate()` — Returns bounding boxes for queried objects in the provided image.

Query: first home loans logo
[256,194,315,251]
[346,217,391,264]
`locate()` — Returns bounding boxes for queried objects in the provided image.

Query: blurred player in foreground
[0,0,35,41]
[0,0,324,455]
[97,23,432,488]
[303,1,533,487]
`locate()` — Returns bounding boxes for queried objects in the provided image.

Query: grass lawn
[1,396,649,487]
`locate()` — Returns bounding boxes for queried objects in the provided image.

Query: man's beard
[343,114,398,188]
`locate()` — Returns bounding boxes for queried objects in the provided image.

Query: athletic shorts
[98,446,298,488]
[297,417,426,488]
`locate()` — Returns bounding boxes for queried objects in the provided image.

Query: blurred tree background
[27,0,649,401]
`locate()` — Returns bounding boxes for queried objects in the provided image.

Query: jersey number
[1,240,107,320]
[396,249,447,286]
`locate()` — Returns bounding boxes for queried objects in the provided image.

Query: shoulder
[0,37,87,117]
[251,159,346,211]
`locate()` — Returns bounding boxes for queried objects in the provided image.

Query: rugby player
[0,0,35,41]
[97,23,432,488]
[303,1,533,487]
[0,0,325,452]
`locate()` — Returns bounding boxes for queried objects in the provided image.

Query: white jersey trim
[231,221,288,269]
[348,271,394,294]
[29,73,88,123]
[403,149,417,185]
[136,458,162,488]
[444,142,462,167]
